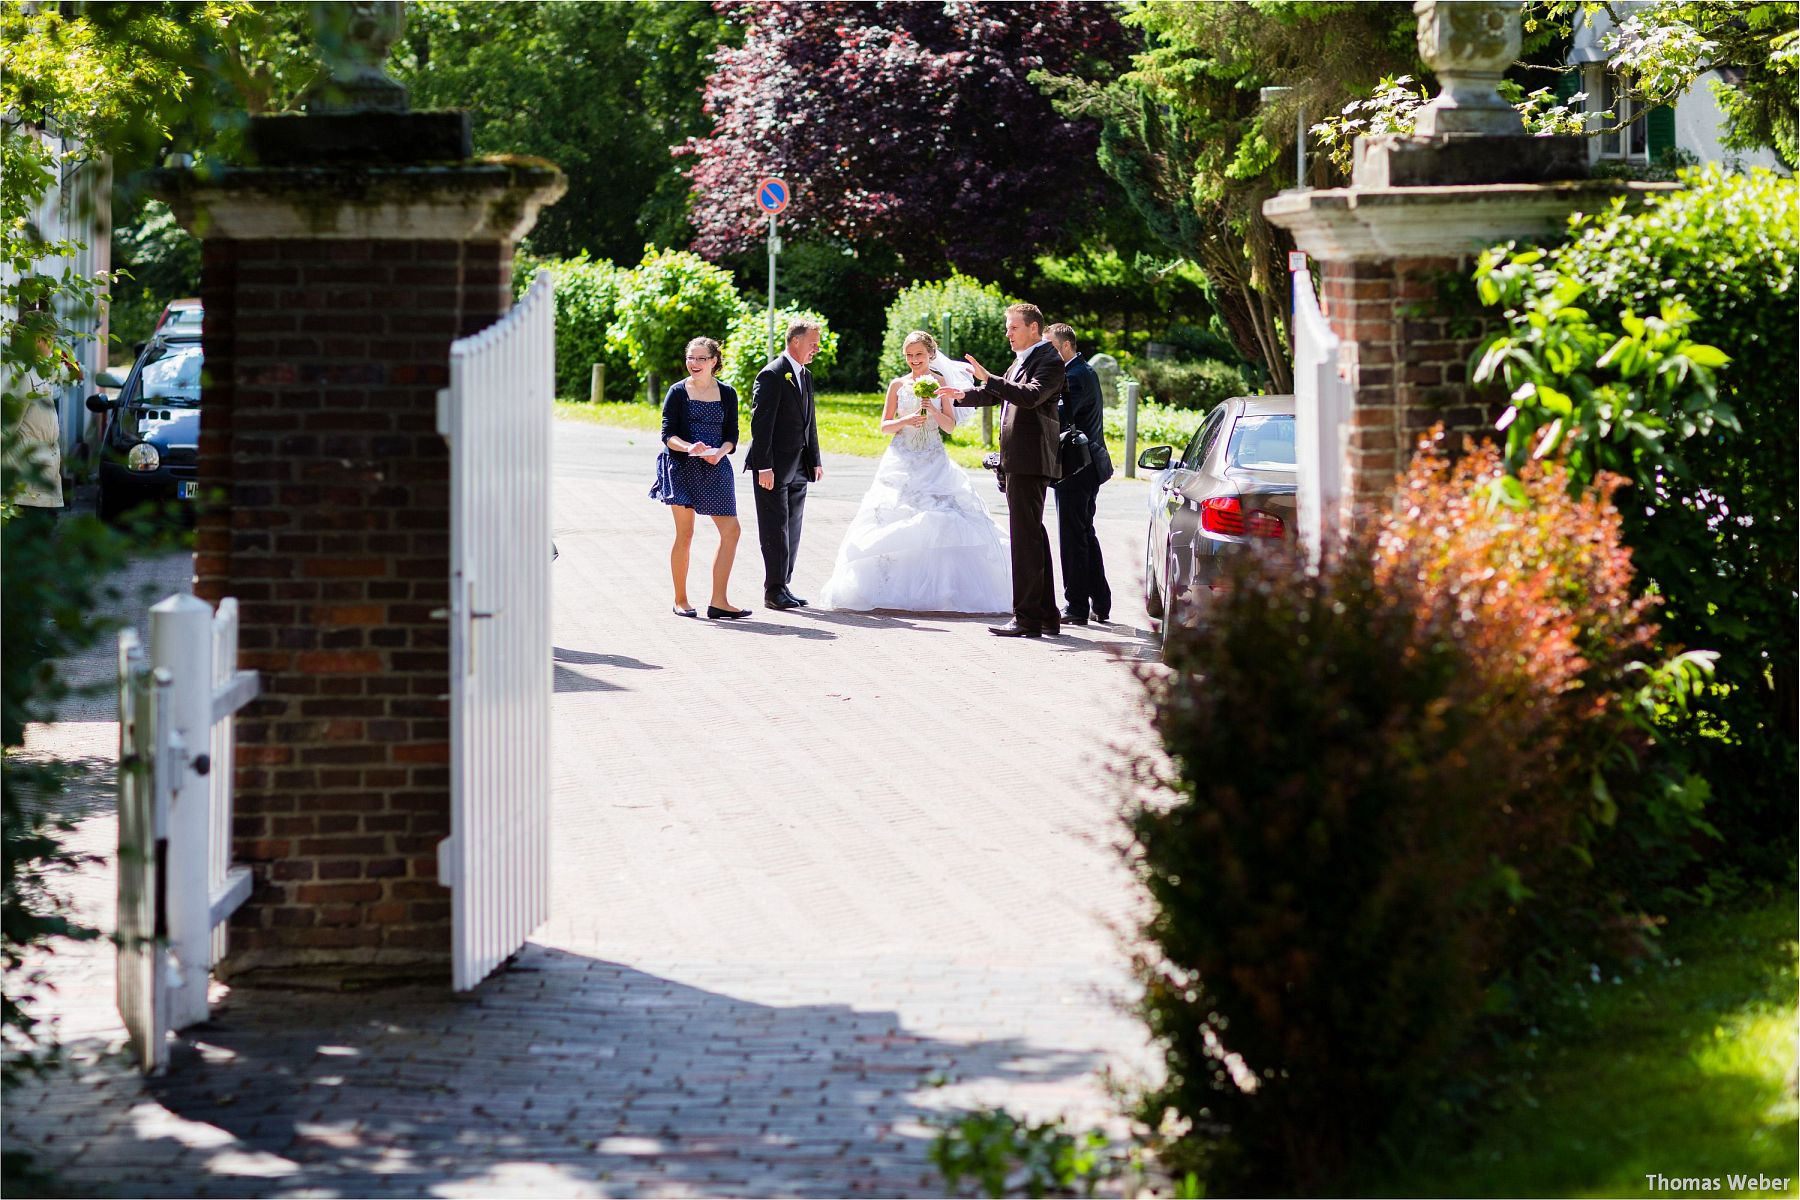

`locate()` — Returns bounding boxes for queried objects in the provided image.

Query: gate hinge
[435,388,452,439]
[436,837,457,888]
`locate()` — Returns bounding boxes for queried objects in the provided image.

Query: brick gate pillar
[1263,0,1671,532]
[156,115,563,981]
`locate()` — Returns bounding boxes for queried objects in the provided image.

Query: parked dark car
[1139,394,1298,637]
[86,328,203,522]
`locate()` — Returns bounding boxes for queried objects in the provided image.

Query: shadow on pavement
[18,942,1101,1198]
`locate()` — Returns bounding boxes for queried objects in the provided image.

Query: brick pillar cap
[1263,180,1679,262]
[152,157,567,243]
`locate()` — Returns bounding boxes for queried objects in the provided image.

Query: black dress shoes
[1059,606,1089,626]
[989,620,1042,638]
[783,587,809,607]
[1093,609,1110,624]
[707,605,752,620]
[765,592,801,611]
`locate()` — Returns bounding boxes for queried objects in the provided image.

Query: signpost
[754,176,791,359]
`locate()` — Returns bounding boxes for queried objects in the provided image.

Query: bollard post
[149,593,214,1031]
[590,363,604,405]
[1123,379,1140,478]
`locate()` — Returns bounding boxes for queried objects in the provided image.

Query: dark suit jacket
[1053,355,1112,489]
[958,340,1064,479]
[744,354,821,484]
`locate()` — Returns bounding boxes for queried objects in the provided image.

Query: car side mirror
[86,393,116,414]
[96,370,125,389]
[1137,444,1173,471]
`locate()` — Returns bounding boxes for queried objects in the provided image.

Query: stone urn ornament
[304,0,410,115]
[1411,0,1525,136]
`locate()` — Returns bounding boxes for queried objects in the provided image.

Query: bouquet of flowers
[912,375,940,403]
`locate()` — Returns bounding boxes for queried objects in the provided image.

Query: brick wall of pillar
[1318,257,1501,512]
[196,237,512,974]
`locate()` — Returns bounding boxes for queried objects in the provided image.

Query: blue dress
[650,388,738,516]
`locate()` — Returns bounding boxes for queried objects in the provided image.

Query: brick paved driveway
[7,421,1164,1197]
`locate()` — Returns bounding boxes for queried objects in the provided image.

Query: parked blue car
[87,326,203,523]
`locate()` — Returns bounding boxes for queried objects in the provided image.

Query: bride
[817,330,1012,614]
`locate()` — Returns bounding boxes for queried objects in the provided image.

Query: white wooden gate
[115,595,259,1072]
[435,269,554,991]
[1289,253,1351,565]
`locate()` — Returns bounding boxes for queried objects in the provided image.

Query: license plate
[178,481,199,500]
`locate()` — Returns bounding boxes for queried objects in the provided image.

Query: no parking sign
[754,176,791,216]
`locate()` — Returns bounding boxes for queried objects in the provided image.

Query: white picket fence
[1289,253,1352,564]
[115,594,258,1073]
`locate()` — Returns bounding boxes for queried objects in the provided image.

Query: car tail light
[1201,495,1284,539]
[1199,496,1245,534]
[1246,509,1285,539]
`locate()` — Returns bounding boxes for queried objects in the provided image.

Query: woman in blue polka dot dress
[650,336,752,619]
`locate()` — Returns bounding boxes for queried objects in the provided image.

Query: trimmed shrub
[1472,165,1798,876]
[878,274,1017,389]
[719,305,839,398]
[1103,399,1205,451]
[607,247,746,398]
[517,252,634,401]
[1132,436,1698,1194]
[1124,357,1250,411]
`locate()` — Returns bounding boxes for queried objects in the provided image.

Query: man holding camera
[1046,323,1112,626]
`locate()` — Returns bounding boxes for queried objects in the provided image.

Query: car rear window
[138,343,203,404]
[1226,413,1296,469]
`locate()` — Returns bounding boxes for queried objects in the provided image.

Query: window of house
[1596,69,1650,160]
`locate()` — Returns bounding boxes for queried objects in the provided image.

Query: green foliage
[1471,166,1798,875]
[1122,358,1250,412]
[518,253,634,402]
[719,306,839,400]
[1135,438,1690,1194]
[395,1,734,259]
[1043,1,1419,390]
[929,1108,1118,1198]
[1105,399,1206,451]
[878,275,1019,390]
[607,248,746,396]
[1603,1,1799,166]
[109,199,202,352]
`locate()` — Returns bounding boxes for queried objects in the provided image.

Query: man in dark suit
[938,303,1065,638]
[1046,323,1113,626]
[745,319,824,611]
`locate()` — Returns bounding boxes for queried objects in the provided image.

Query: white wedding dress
[817,377,1013,614]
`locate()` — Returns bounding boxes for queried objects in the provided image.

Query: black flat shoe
[707,605,753,620]
[989,620,1042,638]
[765,592,800,611]
[673,605,697,618]
[1060,607,1089,626]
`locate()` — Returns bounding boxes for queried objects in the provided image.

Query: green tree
[1045,2,1420,393]
[394,1,735,261]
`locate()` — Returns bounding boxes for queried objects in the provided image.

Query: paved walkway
[7,421,1164,1197]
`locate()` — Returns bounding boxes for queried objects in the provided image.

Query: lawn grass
[1372,891,1799,1198]
[555,394,1141,474]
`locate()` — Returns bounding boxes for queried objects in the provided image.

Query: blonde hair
[902,330,939,356]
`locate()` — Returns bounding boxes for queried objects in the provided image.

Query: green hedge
[878,274,1018,389]
[606,247,746,398]
[518,253,634,401]
[1123,357,1252,411]
[720,305,840,398]
[1472,165,1798,875]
